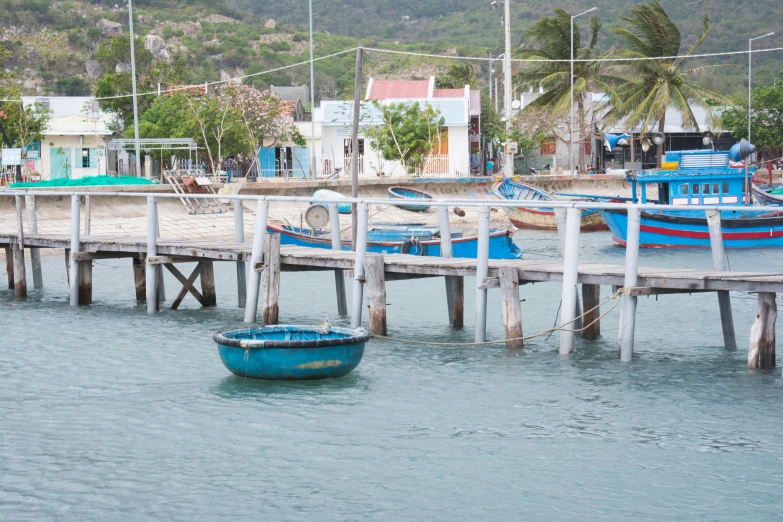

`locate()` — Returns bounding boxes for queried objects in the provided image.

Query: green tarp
[10,176,156,189]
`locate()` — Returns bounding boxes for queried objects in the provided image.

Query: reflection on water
[0,234,781,521]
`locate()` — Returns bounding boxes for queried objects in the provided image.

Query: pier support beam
[350,202,369,329]
[154,207,166,302]
[559,207,581,354]
[555,208,582,332]
[581,284,601,340]
[13,196,27,298]
[499,267,523,349]
[5,246,13,289]
[234,199,247,308]
[133,257,146,301]
[474,207,491,343]
[69,195,80,307]
[145,197,159,314]
[618,206,641,362]
[706,210,737,351]
[78,259,92,305]
[329,203,348,317]
[439,205,464,328]
[262,233,281,325]
[365,254,387,336]
[25,195,43,289]
[244,200,269,323]
[749,292,776,370]
[200,261,217,307]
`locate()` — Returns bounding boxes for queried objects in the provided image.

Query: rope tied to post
[372,291,622,346]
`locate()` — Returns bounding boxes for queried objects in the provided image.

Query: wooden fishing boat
[492,179,607,231]
[388,186,434,212]
[267,222,523,259]
[214,325,369,380]
[312,189,351,214]
[600,149,783,248]
[751,184,783,206]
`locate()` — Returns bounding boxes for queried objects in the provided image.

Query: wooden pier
[1,193,781,370]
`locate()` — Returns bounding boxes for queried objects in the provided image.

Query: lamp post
[503,0,514,177]
[127,0,142,177]
[570,7,596,177]
[308,0,317,180]
[747,32,774,204]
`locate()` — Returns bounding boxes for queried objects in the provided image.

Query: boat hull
[267,223,523,259]
[600,208,783,248]
[313,189,351,214]
[388,186,433,212]
[503,207,608,231]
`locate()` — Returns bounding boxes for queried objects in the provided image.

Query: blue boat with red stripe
[598,148,783,248]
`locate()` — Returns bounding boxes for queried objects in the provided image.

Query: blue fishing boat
[267,222,523,259]
[493,179,607,231]
[598,148,783,248]
[388,186,434,212]
[312,189,351,214]
[214,325,370,380]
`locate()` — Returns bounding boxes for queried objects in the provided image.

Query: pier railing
[3,189,782,370]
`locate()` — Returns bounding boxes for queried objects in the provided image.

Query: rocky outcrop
[97,18,123,36]
[115,62,131,74]
[264,19,276,29]
[144,34,166,52]
[85,60,102,79]
[152,48,171,61]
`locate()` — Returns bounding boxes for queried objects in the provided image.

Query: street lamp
[308,0,317,180]
[570,7,596,177]
[748,32,774,146]
[503,0,513,177]
[127,0,142,177]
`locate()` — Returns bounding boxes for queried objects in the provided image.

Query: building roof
[434,88,465,98]
[43,114,114,136]
[321,99,469,127]
[21,96,100,118]
[366,79,431,100]
[270,85,309,102]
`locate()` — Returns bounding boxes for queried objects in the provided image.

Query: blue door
[292,147,310,178]
[258,147,276,177]
[50,147,72,179]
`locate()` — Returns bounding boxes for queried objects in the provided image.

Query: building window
[81,148,97,168]
[692,184,700,195]
[540,138,556,155]
[702,183,711,195]
[682,184,689,195]
[722,182,729,194]
[712,183,720,194]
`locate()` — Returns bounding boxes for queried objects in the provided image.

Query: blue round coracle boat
[213,325,370,380]
[388,186,434,212]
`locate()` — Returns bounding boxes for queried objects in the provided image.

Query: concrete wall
[40,134,108,180]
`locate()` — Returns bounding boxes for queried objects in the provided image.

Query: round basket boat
[213,325,371,380]
[388,186,434,212]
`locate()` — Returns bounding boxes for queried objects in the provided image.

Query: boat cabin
[629,150,750,206]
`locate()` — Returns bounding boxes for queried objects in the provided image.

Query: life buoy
[401,237,426,256]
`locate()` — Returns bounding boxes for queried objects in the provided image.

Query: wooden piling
[233,199,247,308]
[25,195,43,289]
[706,210,737,351]
[4,246,13,289]
[499,267,523,349]
[13,196,27,298]
[581,284,601,339]
[450,278,464,329]
[132,256,146,301]
[474,207,491,342]
[350,202,369,329]
[619,206,641,362]
[69,195,81,307]
[64,248,70,287]
[78,259,92,305]
[145,197,158,314]
[364,254,387,336]
[559,207,581,354]
[749,292,776,370]
[244,200,269,323]
[439,205,463,328]
[154,208,166,302]
[328,202,348,317]
[262,233,281,325]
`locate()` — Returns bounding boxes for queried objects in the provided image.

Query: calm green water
[1,230,782,521]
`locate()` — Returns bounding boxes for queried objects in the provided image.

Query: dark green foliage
[722,83,783,151]
[54,77,91,96]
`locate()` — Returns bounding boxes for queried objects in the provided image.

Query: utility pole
[308,0,317,180]
[350,48,363,249]
[503,0,513,178]
[127,0,142,178]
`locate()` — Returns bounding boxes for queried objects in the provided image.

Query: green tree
[436,64,477,89]
[54,77,91,96]
[721,82,783,154]
[515,9,620,169]
[608,1,725,166]
[363,101,445,174]
[0,88,51,176]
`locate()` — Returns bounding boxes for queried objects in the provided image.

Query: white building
[21,96,115,180]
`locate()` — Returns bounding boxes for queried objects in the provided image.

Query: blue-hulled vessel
[267,222,523,259]
[214,325,370,380]
[598,148,783,248]
[388,186,434,212]
[312,189,352,214]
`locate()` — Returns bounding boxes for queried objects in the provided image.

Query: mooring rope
[372,291,622,346]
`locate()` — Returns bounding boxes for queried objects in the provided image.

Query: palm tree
[608,1,725,166]
[515,10,621,169]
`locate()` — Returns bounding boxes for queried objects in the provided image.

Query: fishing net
[10,176,156,189]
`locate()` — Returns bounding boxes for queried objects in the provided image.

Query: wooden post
[69,195,80,306]
[581,284,601,339]
[12,196,27,298]
[499,266,523,349]
[234,198,247,308]
[262,233,281,325]
[78,259,92,305]
[559,207,581,354]
[145,196,158,314]
[245,200,269,323]
[365,254,387,336]
[749,292,776,370]
[25,195,42,289]
[350,47,363,249]
[474,207,491,342]
[328,202,348,316]
[706,210,737,351]
[132,256,146,301]
[154,206,166,302]
[350,202,369,329]
[619,206,641,362]
[200,261,217,307]
[4,246,13,289]
[439,204,463,328]
[64,248,70,287]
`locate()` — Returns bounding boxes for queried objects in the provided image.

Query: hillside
[0,0,780,100]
